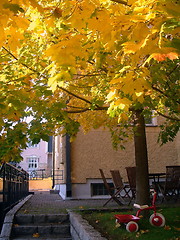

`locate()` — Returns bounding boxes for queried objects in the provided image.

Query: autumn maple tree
[0,0,179,204]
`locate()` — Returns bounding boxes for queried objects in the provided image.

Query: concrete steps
[12,236,72,240]
[10,214,72,240]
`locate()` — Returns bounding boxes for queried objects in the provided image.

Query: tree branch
[152,85,180,104]
[2,46,38,73]
[3,47,107,110]
[167,62,179,77]
[110,0,131,6]
[57,86,93,105]
[65,108,90,113]
[65,106,108,113]
[157,111,180,122]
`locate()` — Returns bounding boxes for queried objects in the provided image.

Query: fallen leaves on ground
[32,233,40,238]
[136,229,149,238]
[164,225,171,230]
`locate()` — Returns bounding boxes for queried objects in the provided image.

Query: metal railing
[52,169,64,188]
[0,162,29,231]
[27,169,64,183]
[28,169,47,179]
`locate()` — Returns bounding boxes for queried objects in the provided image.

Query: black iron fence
[28,169,64,181]
[28,169,47,179]
[0,162,29,231]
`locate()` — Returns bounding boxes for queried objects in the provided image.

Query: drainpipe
[65,134,72,197]
[52,136,55,189]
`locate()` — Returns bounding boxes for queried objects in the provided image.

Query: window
[27,156,39,169]
[91,183,114,196]
[145,111,157,126]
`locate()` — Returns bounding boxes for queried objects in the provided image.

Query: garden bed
[80,207,180,240]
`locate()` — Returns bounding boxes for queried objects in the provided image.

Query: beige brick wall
[71,127,179,184]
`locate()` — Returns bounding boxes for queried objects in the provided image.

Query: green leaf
[3,3,25,13]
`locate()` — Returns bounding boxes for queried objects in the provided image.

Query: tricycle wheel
[126,221,139,232]
[149,213,165,227]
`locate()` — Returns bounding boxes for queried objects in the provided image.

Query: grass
[81,207,180,240]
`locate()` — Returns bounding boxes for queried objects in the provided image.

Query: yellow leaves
[48,71,72,92]
[164,225,171,231]
[79,206,84,209]
[114,98,132,111]
[115,221,121,228]
[67,0,98,30]
[159,0,180,17]
[46,46,76,67]
[11,16,29,31]
[46,34,88,67]
[122,33,152,55]
[0,4,22,48]
[0,0,179,132]
[28,10,44,32]
[174,227,180,231]
[107,90,118,102]
[32,232,40,238]
[107,66,151,114]
[122,42,139,54]
[136,229,149,238]
[88,9,112,34]
[0,28,5,48]
[29,0,44,13]
[5,27,24,51]
[111,69,150,97]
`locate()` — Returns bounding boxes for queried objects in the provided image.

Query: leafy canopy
[0,0,179,162]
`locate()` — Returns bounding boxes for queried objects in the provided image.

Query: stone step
[12,223,70,236]
[11,235,72,240]
[14,214,69,224]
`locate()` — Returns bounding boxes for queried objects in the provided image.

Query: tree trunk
[133,109,150,205]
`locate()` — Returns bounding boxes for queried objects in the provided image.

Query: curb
[67,210,107,240]
[0,194,33,240]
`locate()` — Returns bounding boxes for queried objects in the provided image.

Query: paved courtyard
[18,190,125,215]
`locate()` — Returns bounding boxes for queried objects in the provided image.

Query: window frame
[91,183,114,196]
[27,155,39,170]
[145,110,158,126]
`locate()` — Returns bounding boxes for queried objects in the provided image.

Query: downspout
[65,134,72,197]
[52,136,55,189]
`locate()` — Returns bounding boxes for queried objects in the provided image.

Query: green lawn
[81,207,180,240]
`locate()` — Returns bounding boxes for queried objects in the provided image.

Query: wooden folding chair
[110,170,131,203]
[99,169,123,206]
[159,166,180,202]
[125,167,136,205]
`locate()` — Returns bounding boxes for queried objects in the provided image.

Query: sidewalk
[18,190,122,215]
[18,190,180,215]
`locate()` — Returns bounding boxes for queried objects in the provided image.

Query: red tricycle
[114,190,165,232]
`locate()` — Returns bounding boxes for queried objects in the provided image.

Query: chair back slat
[159,165,180,202]
[99,169,124,206]
[165,166,180,189]
[99,169,111,191]
[125,167,136,189]
[110,170,124,190]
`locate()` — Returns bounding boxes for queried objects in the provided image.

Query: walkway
[18,190,180,214]
[18,190,121,214]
